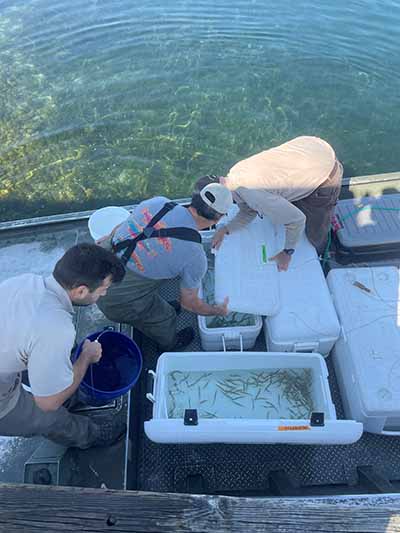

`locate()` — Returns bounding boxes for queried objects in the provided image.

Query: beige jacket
[225,136,337,249]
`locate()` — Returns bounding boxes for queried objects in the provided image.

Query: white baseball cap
[199,182,233,215]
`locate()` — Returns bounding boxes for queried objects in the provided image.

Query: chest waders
[112,201,202,266]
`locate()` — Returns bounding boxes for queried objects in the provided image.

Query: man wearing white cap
[97,176,232,351]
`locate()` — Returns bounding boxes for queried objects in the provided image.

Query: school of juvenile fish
[167,368,314,420]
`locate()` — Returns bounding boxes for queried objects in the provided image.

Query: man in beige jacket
[212,136,343,271]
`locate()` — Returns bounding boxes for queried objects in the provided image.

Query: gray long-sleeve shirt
[224,136,337,249]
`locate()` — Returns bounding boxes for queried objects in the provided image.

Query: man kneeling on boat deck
[0,244,127,449]
[212,136,343,271]
[97,176,232,351]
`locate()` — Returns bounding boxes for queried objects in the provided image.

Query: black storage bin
[332,193,400,264]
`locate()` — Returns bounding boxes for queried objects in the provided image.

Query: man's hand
[34,339,103,412]
[212,226,229,250]
[212,296,229,316]
[270,250,292,272]
[180,287,229,316]
[81,339,102,364]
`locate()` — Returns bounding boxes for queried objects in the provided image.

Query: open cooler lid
[327,266,400,417]
[214,208,280,316]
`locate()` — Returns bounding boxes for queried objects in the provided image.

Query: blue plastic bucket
[72,330,143,406]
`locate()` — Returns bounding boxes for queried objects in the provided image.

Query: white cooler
[198,260,262,351]
[264,233,340,355]
[144,352,362,445]
[327,266,400,435]
[198,304,262,351]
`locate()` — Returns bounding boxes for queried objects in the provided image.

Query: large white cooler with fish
[198,255,262,351]
[327,266,400,435]
[214,209,280,316]
[144,352,362,444]
[264,233,340,355]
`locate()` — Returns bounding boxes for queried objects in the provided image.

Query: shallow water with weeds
[167,368,314,420]
[1,1,400,221]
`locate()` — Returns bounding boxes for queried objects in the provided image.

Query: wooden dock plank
[1,484,400,532]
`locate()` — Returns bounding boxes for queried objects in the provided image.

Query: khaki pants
[0,387,100,449]
[97,268,177,349]
[293,160,343,254]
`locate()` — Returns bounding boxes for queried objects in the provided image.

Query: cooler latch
[310,412,325,427]
[184,409,198,426]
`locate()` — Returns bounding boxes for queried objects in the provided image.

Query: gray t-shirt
[0,274,75,419]
[113,196,207,289]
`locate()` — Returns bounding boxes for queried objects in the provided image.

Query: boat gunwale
[1,172,400,232]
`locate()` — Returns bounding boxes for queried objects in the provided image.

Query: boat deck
[2,173,400,496]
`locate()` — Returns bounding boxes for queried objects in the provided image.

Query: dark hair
[190,175,222,221]
[53,243,125,291]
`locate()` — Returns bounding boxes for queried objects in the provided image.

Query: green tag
[261,244,267,264]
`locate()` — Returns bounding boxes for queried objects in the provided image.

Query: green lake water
[1,0,400,221]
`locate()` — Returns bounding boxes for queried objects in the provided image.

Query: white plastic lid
[214,208,281,315]
[88,206,130,241]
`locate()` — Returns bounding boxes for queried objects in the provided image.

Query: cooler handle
[222,333,243,352]
[146,369,157,404]
[146,393,156,403]
[294,341,318,353]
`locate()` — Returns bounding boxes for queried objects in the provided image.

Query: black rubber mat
[129,277,400,496]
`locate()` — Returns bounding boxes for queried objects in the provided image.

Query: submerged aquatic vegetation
[2,1,392,223]
[0,4,297,222]
[167,368,314,420]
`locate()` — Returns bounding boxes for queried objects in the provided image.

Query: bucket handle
[94,325,115,342]
[146,370,157,404]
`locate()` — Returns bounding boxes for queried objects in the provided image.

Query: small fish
[203,410,217,418]
[230,398,245,408]
[212,389,218,406]
[190,375,205,387]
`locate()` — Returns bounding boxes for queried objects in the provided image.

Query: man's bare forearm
[182,298,222,316]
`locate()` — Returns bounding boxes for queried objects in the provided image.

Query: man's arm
[212,197,257,249]
[33,340,102,412]
[180,287,229,316]
[251,192,306,271]
[225,200,258,233]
